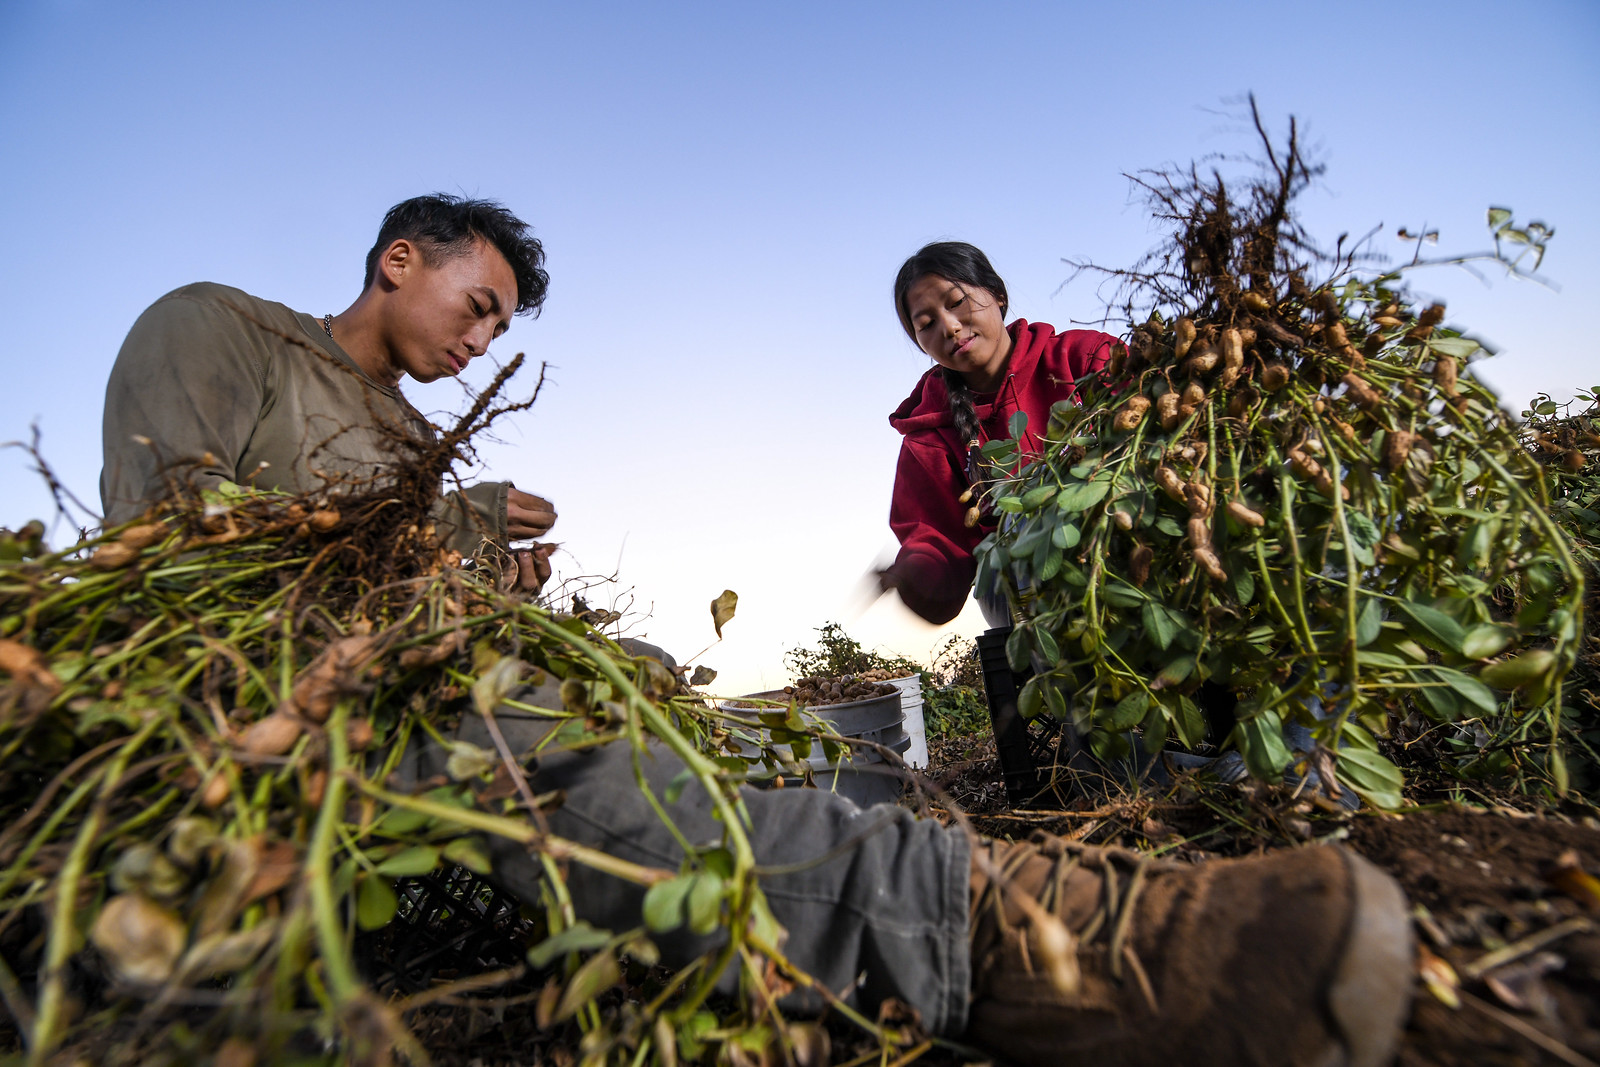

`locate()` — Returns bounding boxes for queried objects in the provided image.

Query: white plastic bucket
[715,690,910,806]
[886,675,928,768]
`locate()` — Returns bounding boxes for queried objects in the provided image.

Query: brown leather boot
[966,833,1412,1067]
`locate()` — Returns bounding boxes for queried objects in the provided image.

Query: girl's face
[904,274,1013,392]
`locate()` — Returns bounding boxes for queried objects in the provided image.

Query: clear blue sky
[2,0,1596,692]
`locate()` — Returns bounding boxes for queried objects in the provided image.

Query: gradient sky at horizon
[2,0,1596,694]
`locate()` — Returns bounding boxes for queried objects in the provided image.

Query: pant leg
[402,679,973,1036]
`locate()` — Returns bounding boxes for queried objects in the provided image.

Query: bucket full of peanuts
[718,675,910,806]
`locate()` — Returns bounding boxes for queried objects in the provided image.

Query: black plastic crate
[355,866,536,995]
[975,627,1071,808]
[976,629,1245,807]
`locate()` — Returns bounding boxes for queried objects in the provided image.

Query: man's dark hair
[364,194,550,315]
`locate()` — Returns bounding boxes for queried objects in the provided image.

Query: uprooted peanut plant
[975,104,1586,808]
[0,361,913,1066]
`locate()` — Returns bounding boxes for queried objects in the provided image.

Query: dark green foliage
[785,624,991,744]
[980,116,1584,807]
[783,621,920,680]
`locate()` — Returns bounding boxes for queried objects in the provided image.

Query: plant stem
[305,699,360,1004]
[29,713,160,1065]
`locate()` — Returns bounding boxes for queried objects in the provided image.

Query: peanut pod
[1154,466,1186,503]
[1174,317,1197,359]
[1156,392,1182,431]
[1193,546,1228,582]
[1113,395,1151,432]
[1226,501,1266,528]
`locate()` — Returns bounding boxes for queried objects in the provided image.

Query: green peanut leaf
[1042,679,1067,720]
[1427,337,1481,360]
[1336,747,1404,811]
[1174,695,1207,750]
[528,920,613,968]
[1346,511,1382,559]
[1156,654,1195,687]
[1056,480,1111,513]
[747,889,785,949]
[1037,549,1063,582]
[1355,598,1383,648]
[1461,624,1514,660]
[1103,583,1146,609]
[442,837,492,875]
[1418,682,1463,720]
[1396,601,1466,655]
[1022,485,1059,509]
[974,553,996,597]
[1431,667,1498,715]
[662,771,694,806]
[1011,526,1047,557]
[1141,601,1180,651]
[1239,711,1292,782]
[375,806,432,836]
[686,872,725,935]
[1141,698,1169,753]
[1105,691,1148,731]
[642,876,694,933]
[1006,626,1031,672]
[1230,566,1256,606]
[374,845,440,878]
[1018,676,1043,720]
[1033,627,1061,663]
[356,874,398,931]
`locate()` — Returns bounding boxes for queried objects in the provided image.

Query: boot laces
[972,832,1163,1011]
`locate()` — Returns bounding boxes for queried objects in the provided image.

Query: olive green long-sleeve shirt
[99,282,507,552]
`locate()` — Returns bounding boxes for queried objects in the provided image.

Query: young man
[100,194,558,587]
[99,196,1415,1067]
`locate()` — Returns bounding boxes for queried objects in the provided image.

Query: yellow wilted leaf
[554,949,621,1021]
[710,590,738,639]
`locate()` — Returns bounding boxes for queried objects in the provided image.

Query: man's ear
[375,239,418,291]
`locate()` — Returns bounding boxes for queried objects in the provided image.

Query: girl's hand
[875,560,962,625]
[875,564,904,594]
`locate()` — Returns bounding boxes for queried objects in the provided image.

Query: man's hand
[512,543,558,593]
[507,487,557,539]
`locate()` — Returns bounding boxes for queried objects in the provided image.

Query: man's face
[383,238,517,384]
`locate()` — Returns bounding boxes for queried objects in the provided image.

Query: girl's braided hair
[893,242,1010,489]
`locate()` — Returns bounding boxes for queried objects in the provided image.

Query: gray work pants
[399,676,973,1036]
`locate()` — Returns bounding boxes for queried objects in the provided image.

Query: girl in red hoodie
[878,242,1119,625]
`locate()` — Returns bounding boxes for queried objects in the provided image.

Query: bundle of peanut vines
[975,106,1586,809]
[1520,388,1600,791]
[0,364,903,1066]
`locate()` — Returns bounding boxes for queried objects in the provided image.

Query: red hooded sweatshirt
[887,319,1117,624]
